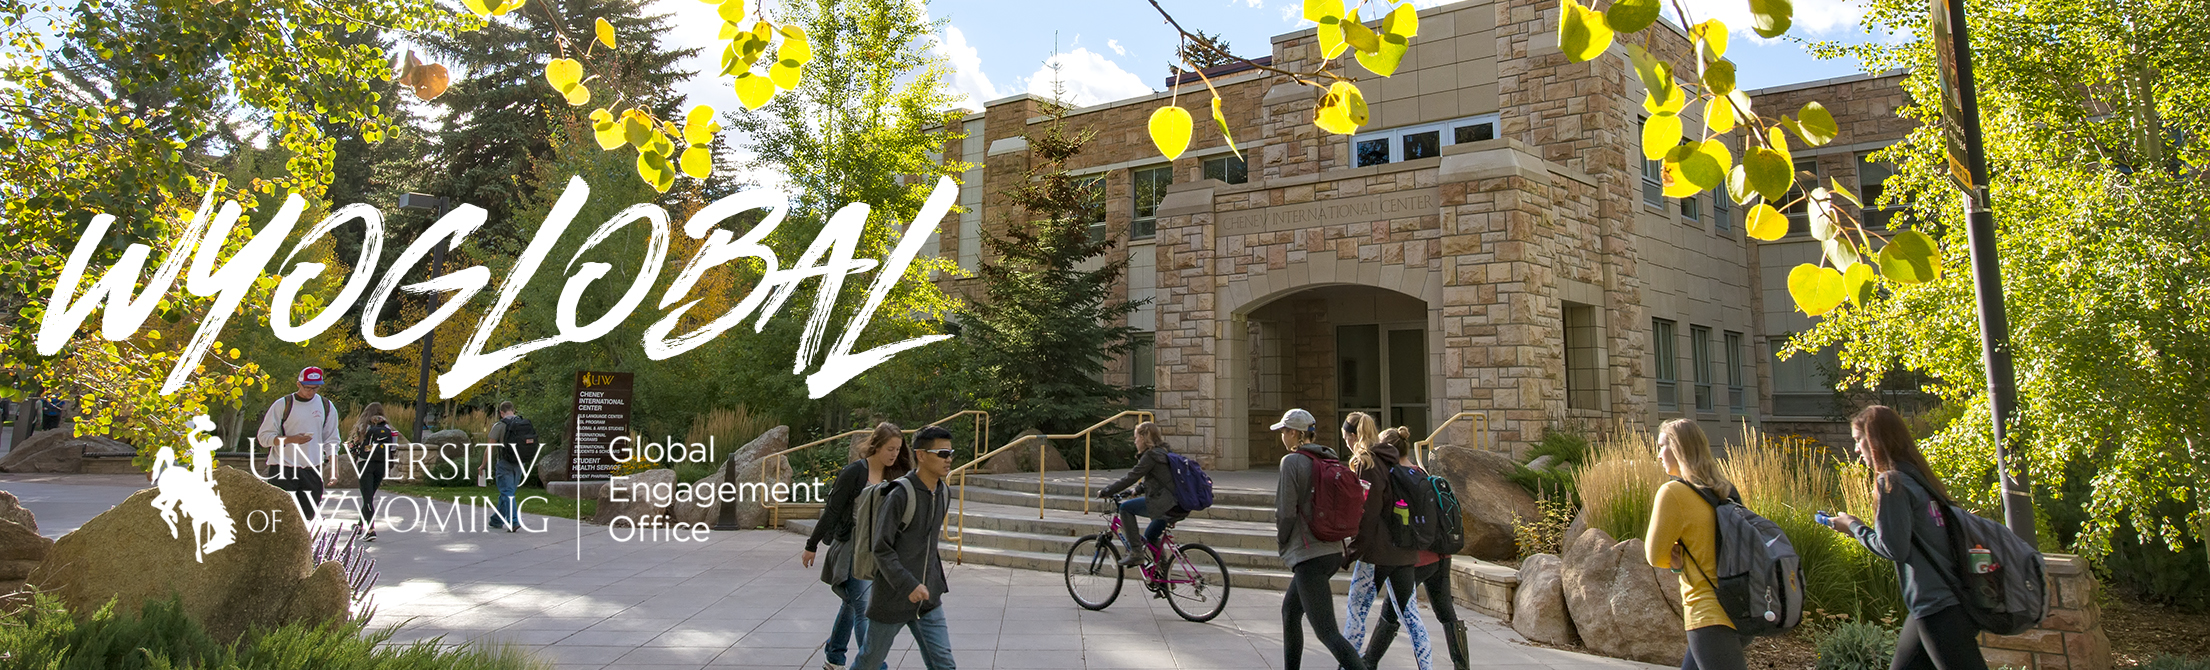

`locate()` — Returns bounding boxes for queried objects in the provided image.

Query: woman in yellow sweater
[1643,419,1747,670]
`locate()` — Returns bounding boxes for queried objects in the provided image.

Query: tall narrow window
[1641,118,1665,208]
[1682,194,1701,222]
[1131,333,1156,409]
[1654,319,1678,412]
[1203,155,1248,184]
[1076,175,1107,243]
[1724,331,1746,412]
[1713,189,1733,233]
[1131,166,1172,239]
[1691,326,1714,412]
[1858,152,1897,230]
[1785,158,1820,235]
[1564,303,1601,410]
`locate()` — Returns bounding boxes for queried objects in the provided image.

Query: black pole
[1939,0,2036,543]
[413,203,447,442]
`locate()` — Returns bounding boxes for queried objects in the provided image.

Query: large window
[1654,319,1678,412]
[1131,333,1156,409]
[1691,325,1714,412]
[1203,154,1248,184]
[1076,175,1106,243]
[1771,332,1842,417]
[1565,303,1601,410]
[1724,330,1745,412]
[1784,158,1820,235]
[1641,119,1664,208]
[1857,152,1899,230]
[1351,113,1501,168]
[1131,165,1172,239]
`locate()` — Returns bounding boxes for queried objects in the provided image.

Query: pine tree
[956,87,1147,447]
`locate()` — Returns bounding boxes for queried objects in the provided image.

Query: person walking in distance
[849,425,959,670]
[484,402,537,533]
[1272,408,1365,670]
[1646,419,1749,670]
[1822,406,1988,670]
[1347,422,1425,670]
[257,367,340,522]
[804,422,911,670]
[1096,421,1183,567]
[347,403,408,541]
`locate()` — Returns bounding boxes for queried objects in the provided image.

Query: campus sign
[569,371,632,482]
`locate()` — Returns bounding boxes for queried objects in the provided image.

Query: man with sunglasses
[850,425,960,670]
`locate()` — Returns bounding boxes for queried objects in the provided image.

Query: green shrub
[1514,489,1578,558]
[2142,655,2210,670]
[1574,430,1665,541]
[1814,621,1898,670]
[0,594,548,670]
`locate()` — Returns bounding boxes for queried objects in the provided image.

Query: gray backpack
[846,478,917,581]
[1903,472,2048,635]
[1673,479,1806,636]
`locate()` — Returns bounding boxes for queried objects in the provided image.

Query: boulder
[0,428,135,473]
[717,426,793,529]
[1425,445,1540,560]
[1562,508,1590,554]
[536,447,571,484]
[979,431,1070,474]
[1559,529,1687,665]
[1512,553,1578,646]
[592,467,678,525]
[0,490,38,533]
[669,468,727,526]
[26,466,351,641]
[0,514,53,604]
[1526,455,1560,472]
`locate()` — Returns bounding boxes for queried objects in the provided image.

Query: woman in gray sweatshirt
[1270,408,1363,670]
[1822,405,1986,670]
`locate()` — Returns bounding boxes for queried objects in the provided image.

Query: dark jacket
[1099,445,1180,517]
[1348,441,1419,567]
[867,471,951,625]
[1275,443,1346,568]
[807,460,872,553]
[1851,470,1961,616]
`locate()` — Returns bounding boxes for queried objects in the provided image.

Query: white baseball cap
[1270,408,1317,432]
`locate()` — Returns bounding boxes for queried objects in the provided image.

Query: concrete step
[948,484,1275,524]
[946,499,1281,552]
[958,473,1278,509]
[790,518,1350,595]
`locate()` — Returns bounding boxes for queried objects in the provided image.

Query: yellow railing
[1409,411,1492,468]
[945,410,1154,565]
[758,410,990,528]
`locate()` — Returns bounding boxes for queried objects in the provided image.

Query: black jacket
[867,472,951,625]
[1348,441,1419,567]
[1099,446,1180,517]
[807,460,872,553]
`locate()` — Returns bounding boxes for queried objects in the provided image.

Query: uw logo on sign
[581,373,618,388]
[149,415,237,563]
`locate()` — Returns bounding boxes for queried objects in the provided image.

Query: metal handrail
[948,410,1153,565]
[1409,411,1491,468]
[758,410,990,527]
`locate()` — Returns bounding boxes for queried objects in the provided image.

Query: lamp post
[396,193,448,444]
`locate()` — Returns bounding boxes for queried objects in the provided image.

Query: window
[1724,331,1746,412]
[1654,319,1678,412]
[1564,303,1601,410]
[1857,152,1898,230]
[1784,158,1819,235]
[1691,326,1714,412]
[1681,194,1701,222]
[1642,156,1664,208]
[1772,332,1843,417]
[1713,188,1733,233]
[1350,113,1501,168]
[1131,166,1172,239]
[1076,175,1107,243]
[1203,154,1248,185]
[1131,333,1156,409]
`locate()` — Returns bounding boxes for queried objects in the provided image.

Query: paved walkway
[0,473,1665,670]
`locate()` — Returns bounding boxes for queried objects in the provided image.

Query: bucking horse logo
[150,415,236,562]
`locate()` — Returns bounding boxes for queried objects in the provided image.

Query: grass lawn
[378,484,597,521]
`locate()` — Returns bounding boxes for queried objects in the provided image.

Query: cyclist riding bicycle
[1095,421,1186,566]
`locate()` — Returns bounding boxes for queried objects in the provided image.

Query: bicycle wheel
[1163,543,1230,622]
[1064,533,1124,610]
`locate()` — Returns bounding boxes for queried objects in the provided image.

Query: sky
[649,0,1901,120]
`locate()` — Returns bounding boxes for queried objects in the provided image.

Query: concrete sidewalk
[0,473,1666,670]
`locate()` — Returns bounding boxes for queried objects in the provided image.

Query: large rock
[592,467,678,525]
[1512,553,1578,646]
[1426,444,1540,560]
[0,514,53,605]
[0,428,135,473]
[1559,529,1687,665]
[718,426,793,529]
[979,431,1070,474]
[26,466,351,641]
[536,447,571,484]
[0,490,39,533]
[669,468,728,526]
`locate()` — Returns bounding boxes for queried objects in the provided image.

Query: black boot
[1443,620,1470,670]
[1360,610,1401,670]
[1117,512,1149,567]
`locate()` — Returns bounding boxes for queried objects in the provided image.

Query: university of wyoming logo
[149,415,236,562]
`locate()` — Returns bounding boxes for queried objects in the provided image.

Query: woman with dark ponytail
[1822,405,1987,670]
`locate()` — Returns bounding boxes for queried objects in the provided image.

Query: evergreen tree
[955,87,1146,448]
[421,0,695,249]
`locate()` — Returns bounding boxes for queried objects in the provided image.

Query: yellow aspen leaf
[1356,12,1412,77]
[1604,0,1660,33]
[770,57,803,90]
[779,25,813,63]
[1824,236,1860,269]
[1558,0,1614,63]
[492,0,524,15]
[1746,203,1788,240]
[1314,81,1368,134]
[734,72,775,109]
[1702,59,1736,96]
[1308,0,1348,58]
[717,0,745,25]
[545,58,583,91]
[596,18,616,49]
[1343,9,1381,54]
[1381,1,1419,37]
[591,108,626,150]
[1877,229,1942,283]
[1690,20,1728,61]
[1641,113,1680,160]
[1786,263,1845,316]
[464,0,492,15]
[562,83,591,106]
[1829,177,1862,206]
[637,151,675,193]
[622,109,656,147]
[1843,262,1877,304]
[1149,105,1194,160]
[1707,91,1737,134]
[683,105,719,145]
[1749,0,1793,38]
[1212,96,1242,160]
[1807,187,1838,240]
[681,146,713,179]
[646,129,675,157]
[1795,100,1838,146]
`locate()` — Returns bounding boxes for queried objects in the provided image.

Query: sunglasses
[920,448,956,460]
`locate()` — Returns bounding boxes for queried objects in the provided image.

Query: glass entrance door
[1336,323,1429,440]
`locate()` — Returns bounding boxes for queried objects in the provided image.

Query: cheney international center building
[927,0,1915,467]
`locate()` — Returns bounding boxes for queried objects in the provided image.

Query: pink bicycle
[1063,494,1231,622]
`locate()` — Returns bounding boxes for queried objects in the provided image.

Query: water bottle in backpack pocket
[1907,484,2048,635]
[1384,465,1441,550]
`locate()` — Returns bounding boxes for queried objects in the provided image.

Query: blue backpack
[1164,453,1214,512]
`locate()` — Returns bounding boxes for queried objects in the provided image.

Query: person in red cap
[256,366,340,522]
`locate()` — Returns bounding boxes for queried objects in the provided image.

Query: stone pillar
[1978,554,2112,670]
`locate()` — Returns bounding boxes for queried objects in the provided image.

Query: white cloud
[1024,48,1157,107]
[1245,0,1264,7]
[1681,0,1867,43]
[935,25,1002,111]
[1108,39,1126,56]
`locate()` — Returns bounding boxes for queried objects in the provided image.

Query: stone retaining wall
[1979,554,2111,670]
[1448,557,1521,620]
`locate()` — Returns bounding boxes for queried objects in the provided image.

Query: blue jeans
[825,577,886,669]
[489,460,521,529]
[851,604,955,670]
[1118,498,1171,558]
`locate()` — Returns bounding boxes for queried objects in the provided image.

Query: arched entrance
[1225,284,1442,469]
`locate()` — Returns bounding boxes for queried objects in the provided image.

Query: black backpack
[497,415,540,466]
[1427,474,1466,554]
[1673,478,1806,637]
[1384,464,1441,550]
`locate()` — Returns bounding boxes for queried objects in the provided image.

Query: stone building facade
[931,0,1914,467]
